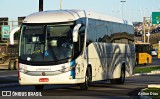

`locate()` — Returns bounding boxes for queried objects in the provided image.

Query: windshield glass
[19,23,74,64]
[135,44,151,53]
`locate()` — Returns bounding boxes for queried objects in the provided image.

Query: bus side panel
[88,43,134,81]
[125,44,135,77]
[88,43,122,81]
[87,43,99,81]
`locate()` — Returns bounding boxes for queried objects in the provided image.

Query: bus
[135,42,152,65]
[10,10,135,90]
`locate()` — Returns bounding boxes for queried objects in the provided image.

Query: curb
[0,83,19,88]
[133,70,160,76]
[151,70,160,74]
[148,84,160,88]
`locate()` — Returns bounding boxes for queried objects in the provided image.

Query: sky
[0,0,160,22]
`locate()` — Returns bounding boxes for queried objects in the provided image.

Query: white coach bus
[10,10,135,90]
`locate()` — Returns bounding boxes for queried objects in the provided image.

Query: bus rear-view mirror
[73,24,81,42]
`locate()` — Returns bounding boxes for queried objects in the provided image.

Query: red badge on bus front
[39,78,49,82]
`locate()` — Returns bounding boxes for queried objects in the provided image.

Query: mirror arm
[10,27,20,45]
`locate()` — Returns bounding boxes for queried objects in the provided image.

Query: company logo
[42,72,46,76]
[2,91,11,96]
[1,91,42,96]
[36,68,51,71]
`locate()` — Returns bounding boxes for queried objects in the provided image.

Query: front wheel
[79,69,91,90]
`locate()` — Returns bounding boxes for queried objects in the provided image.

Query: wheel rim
[85,74,88,87]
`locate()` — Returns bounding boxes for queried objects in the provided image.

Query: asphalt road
[0,70,159,98]
[0,57,160,98]
[151,56,160,66]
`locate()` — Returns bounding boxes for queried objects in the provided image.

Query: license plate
[39,78,49,82]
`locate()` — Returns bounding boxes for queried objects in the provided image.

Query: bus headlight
[19,65,28,73]
[58,61,77,73]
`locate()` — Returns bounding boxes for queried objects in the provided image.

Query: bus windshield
[19,23,74,64]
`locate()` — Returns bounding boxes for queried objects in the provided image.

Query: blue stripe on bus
[70,61,76,79]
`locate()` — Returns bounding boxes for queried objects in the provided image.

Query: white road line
[0,74,17,77]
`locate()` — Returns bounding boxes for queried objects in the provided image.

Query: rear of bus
[135,43,152,65]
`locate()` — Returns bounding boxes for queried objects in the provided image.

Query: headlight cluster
[58,66,76,72]
[58,61,77,72]
[19,64,28,73]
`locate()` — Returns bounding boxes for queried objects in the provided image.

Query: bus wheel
[144,58,149,65]
[9,60,15,70]
[117,68,125,84]
[110,79,117,84]
[79,69,90,90]
[110,68,125,84]
[35,85,44,90]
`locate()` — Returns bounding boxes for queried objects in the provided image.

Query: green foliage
[135,66,160,73]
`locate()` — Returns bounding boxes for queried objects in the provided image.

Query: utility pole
[143,17,146,43]
[39,0,43,12]
[143,17,152,43]
[60,0,62,10]
[120,1,126,19]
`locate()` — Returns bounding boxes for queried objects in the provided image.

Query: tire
[8,60,15,70]
[110,68,125,84]
[35,85,44,90]
[116,68,125,84]
[79,68,91,90]
[110,79,117,84]
[144,58,149,65]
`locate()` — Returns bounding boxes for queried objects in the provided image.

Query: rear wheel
[110,67,125,84]
[116,68,125,84]
[144,58,149,65]
[35,85,44,90]
[110,79,117,84]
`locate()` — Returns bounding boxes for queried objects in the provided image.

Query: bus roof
[23,9,133,25]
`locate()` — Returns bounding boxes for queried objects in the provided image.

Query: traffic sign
[1,25,10,39]
[152,12,160,24]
